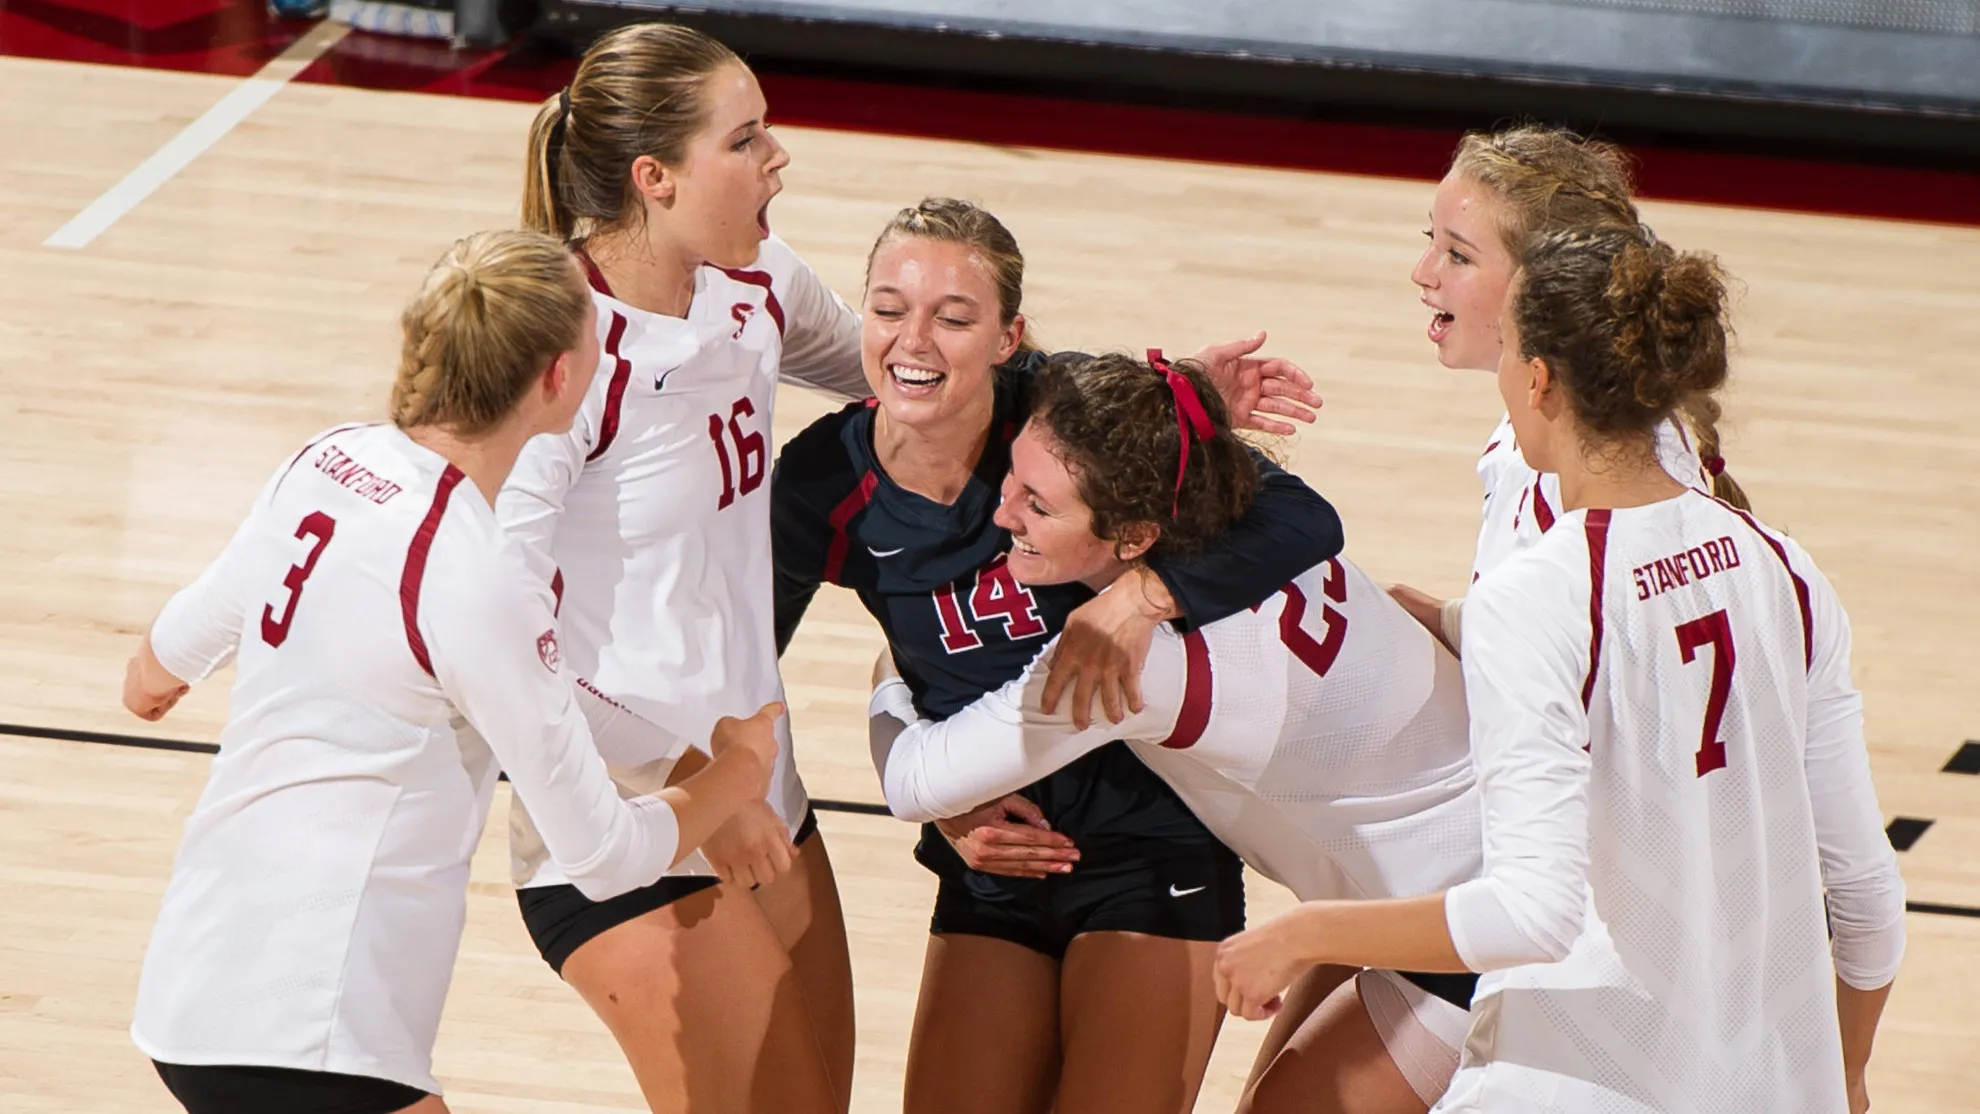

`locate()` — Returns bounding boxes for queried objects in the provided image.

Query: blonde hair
[1457,124,1749,508]
[390,230,589,435]
[865,197,1039,355]
[523,23,742,242]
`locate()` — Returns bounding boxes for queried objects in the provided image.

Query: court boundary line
[0,720,898,816]
[5,721,1968,908]
[42,20,347,250]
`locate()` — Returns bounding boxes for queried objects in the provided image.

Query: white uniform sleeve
[1445,561,1594,971]
[868,633,1186,822]
[497,427,590,589]
[149,460,291,683]
[771,245,866,400]
[1791,542,1906,989]
[423,529,679,902]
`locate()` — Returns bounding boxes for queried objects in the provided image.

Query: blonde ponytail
[390,230,590,435]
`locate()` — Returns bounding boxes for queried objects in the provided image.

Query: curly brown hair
[1028,352,1260,560]
[1513,225,1735,467]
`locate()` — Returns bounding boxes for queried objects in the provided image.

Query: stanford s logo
[730,302,757,338]
[536,629,562,673]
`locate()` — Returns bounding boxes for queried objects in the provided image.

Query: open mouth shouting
[1425,299,1455,344]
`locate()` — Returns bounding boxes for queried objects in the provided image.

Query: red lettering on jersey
[537,629,562,673]
[261,511,337,648]
[1675,610,1736,776]
[1277,560,1349,678]
[1630,535,1743,601]
[730,302,756,338]
[312,444,403,505]
[933,581,983,653]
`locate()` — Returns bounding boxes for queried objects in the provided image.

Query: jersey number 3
[1675,609,1736,777]
[261,511,337,648]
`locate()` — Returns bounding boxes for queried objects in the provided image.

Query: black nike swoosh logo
[654,367,677,391]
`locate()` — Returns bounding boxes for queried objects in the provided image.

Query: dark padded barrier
[535,0,1980,166]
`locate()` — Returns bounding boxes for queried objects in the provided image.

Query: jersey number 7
[1675,609,1736,777]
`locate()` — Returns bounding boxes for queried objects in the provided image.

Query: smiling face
[861,235,1023,435]
[992,420,1142,590]
[643,63,788,270]
[1410,172,1518,372]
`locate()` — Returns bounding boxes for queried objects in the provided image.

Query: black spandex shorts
[1396,969,1480,1010]
[518,806,819,974]
[152,1062,428,1114]
[929,836,1244,959]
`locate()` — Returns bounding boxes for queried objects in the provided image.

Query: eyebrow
[866,286,983,308]
[1448,228,1483,251]
[726,118,763,136]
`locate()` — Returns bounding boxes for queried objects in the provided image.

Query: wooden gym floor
[2,10,1977,1114]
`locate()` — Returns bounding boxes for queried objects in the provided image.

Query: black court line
[0,721,891,817]
[9,721,1980,916]
[1886,817,1934,852]
[1944,741,1980,775]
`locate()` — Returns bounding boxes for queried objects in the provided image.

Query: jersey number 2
[1675,609,1736,777]
[261,511,336,648]
[709,397,766,510]
[1273,558,1349,677]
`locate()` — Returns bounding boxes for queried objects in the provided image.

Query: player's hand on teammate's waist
[1188,330,1324,438]
[710,701,786,787]
[704,798,798,889]
[937,794,1079,879]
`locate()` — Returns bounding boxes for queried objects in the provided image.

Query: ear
[996,314,1026,364]
[544,350,571,403]
[1114,522,1162,564]
[629,155,677,206]
[1525,355,1555,416]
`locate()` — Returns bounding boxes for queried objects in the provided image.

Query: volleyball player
[508,24,870,1114]
[866,349,1484,1113]
[1213,226,1906,1113]
[773,199,1341,1114]
[122,230,782,1114]
[1388,126,1745,648]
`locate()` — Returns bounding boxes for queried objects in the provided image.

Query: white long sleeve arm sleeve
[1794,549,1906,990]
[1444,571,1595,971]
[772,247,867,401]
[426,532,680,902]
[868,635,1184,822]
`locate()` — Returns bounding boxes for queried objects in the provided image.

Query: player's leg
[1237,969,1465,1114]
[554,882,838,1114]
[1052,838,1243,1113]
[748,814,855,1113]
[1241,963,1360,1093]
[902,904,1062,1114]
[1056,930,1225,1114]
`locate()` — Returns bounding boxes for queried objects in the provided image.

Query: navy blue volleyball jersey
[771,362,1344,895]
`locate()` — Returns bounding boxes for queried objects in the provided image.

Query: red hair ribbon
[1704,455,1726,477]
[1149,348,1214,516]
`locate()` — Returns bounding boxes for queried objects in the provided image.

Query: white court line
[44,20,350,250]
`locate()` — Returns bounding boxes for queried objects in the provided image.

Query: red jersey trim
[576,249,613,297]
[400,464,467,678]
[823,471,880,584]
[1581,508,1613,712]
[550,568,565,618]
[1532,478,1558,533]
[717,267,787,338]
[1724,501,1815,670]
[586,311,633,463]
[1161,631,1214,749]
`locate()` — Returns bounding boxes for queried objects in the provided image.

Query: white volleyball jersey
[499,234,863,886]
[132,424,692,1094]
[871,557,1479,903]
[1472,414,1711,581]
[1440,491,1906,1114]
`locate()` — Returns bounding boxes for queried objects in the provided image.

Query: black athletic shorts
[152,1061,429,1114]
[518,806,819,974]
[929,836,1244,959]
[1396,969,1480,1011]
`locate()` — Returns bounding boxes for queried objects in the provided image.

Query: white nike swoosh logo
[1168,884,1206,898]
[868,546,905,558]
